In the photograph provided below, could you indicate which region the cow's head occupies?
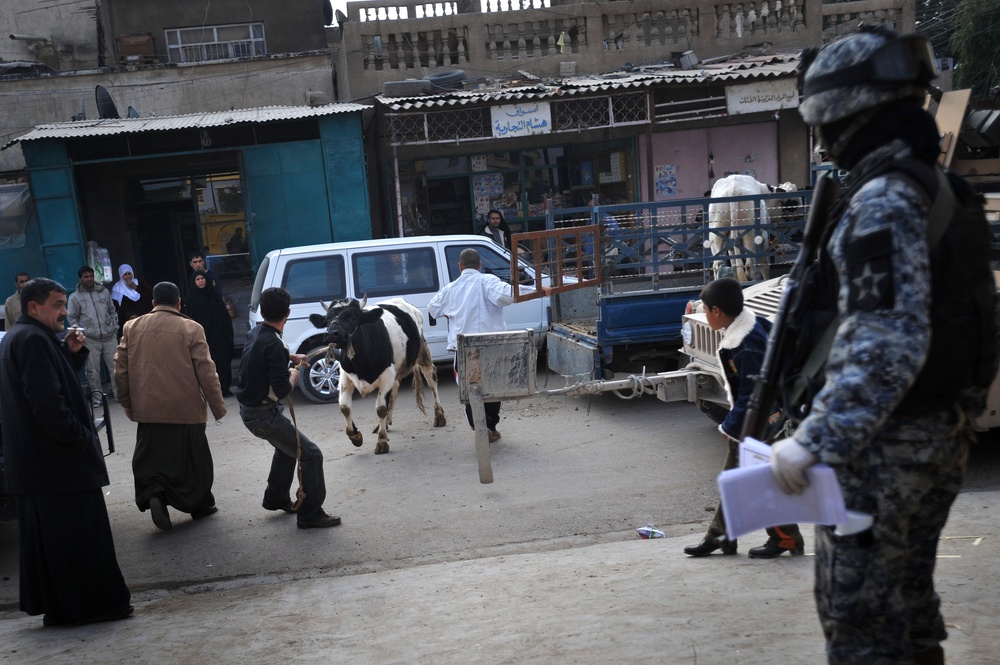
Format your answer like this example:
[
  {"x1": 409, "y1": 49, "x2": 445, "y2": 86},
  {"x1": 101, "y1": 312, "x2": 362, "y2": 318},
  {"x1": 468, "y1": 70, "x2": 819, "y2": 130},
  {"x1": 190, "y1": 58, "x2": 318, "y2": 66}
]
[
  {"x1": 308, "y1": 296, "x2": 375, "y2": 359},
  {"x1": 768, "y1": 183, "x2": 801, "y2": 222}
]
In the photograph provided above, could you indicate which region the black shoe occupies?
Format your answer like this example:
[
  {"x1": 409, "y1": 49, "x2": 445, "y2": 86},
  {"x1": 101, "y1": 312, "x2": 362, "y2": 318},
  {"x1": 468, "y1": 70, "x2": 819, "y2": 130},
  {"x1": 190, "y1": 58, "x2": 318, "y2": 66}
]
[
  {"x1": 149, "y1": 494, "x2": 172, "y2": 531},
  {"x1": 297, "y1": 512, "x2": 342, "y2": 529},
  {"x1": 748, "y1": 540, "x2": 805, "y2": 559},
  {"x1": 74, "y1": 604, "x2": 134, "y2": 626},
  {"x1": 262, "y1": 499, "x2": 297, "y2": 514},
  {"x1": 191, "y1": 505, "x2": 218, "y2": 520},
  {"x1": 683, "y1": 536, "x2": 737, "y2": 557},
  {"x1": 45, "y1": 605, "x2": 134, "y2": 627}
]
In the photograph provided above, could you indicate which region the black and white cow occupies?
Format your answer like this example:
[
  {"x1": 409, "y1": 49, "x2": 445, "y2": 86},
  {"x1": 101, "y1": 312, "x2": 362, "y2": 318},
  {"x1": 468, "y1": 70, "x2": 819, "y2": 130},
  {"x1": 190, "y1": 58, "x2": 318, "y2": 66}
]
[{"x1": 309, "y1": 296, "x2": 446, "y2": 454}]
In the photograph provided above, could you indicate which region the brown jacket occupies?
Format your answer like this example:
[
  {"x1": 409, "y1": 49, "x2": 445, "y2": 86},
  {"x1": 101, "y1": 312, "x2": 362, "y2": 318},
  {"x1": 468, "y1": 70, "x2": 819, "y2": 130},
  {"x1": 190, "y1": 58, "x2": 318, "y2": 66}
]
[{"x1": 115, "y1": 305, "x2": 227, "y2": 424}]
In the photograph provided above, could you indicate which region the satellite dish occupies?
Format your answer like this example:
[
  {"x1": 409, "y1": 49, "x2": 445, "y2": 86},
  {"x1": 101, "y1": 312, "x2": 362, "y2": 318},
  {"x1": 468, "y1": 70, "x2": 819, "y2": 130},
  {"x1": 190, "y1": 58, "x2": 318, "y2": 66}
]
[
  {"x1": 127, "y1": 105, "x2": 140, "y2": 118},
  {"x1": 95, "y1": 85, "x2": 120, "y2": 119},
  {"x1": 335, "y1": 9, "x2": 348, "y2": 25}
]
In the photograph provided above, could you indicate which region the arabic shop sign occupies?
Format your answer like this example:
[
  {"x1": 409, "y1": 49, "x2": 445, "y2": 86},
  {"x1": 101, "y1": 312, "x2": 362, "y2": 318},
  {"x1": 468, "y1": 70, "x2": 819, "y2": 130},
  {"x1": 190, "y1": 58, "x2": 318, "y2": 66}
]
[
  {"x1": 725, "y1": 78, "x2": 799, "y2": 115},
  {"x1": 490, "y1": 102, "x2": 552, "y2": 139}
]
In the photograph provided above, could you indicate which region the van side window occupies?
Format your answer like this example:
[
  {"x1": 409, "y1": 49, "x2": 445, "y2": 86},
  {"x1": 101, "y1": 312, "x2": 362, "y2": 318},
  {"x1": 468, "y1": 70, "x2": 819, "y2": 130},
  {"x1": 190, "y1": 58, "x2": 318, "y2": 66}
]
[
  {"x1": 282, "y1": 255, "x2": 347, "y2": 304},
  {"x1": 445, "y1": 245, "x2": 513, "y2": 282},
  {"x1": 352, "y1": 247, "x2": 439, "y2": 298}
]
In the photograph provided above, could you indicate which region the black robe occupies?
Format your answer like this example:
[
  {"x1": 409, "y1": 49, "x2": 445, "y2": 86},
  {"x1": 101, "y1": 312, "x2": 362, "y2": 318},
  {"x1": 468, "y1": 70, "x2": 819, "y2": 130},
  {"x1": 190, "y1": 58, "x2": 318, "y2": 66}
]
[
  {"x1": 0, "y1": 314, "x2": 131, "y2": 622},
  {"x1": 185, "y1": 272, "x2": 235, "y2": 394}
]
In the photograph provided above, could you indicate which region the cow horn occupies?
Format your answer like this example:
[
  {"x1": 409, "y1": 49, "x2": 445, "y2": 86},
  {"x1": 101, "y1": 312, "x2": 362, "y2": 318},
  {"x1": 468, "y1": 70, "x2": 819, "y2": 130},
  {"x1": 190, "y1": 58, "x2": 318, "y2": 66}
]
[
  {"x1": 320, "y1": 300, "x2": 331, "y2": 312},
  {"x1": 359, "y1": 294, "x2": 367, "y2": 309}
]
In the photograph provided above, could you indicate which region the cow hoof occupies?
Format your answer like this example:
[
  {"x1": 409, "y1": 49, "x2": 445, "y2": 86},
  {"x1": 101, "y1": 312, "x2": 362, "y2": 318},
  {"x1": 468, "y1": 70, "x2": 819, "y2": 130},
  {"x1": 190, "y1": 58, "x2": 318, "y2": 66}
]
[
  {"x1": 349, "y1": 433, "x2": 363, "y2": 447},
  {"x1": 374, "y1": 442, "x2": 390, "y2": 455}
]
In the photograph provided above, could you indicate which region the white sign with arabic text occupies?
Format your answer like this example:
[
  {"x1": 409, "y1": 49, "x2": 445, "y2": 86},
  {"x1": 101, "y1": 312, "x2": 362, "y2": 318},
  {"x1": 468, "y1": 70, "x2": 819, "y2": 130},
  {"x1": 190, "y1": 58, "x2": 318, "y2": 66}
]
[
  {"x1": 491, "y1": 102, "x2": 552, "y2": 139},
  {"x1": 725, "y1": 78, "x2": 799, "y2": 115}
]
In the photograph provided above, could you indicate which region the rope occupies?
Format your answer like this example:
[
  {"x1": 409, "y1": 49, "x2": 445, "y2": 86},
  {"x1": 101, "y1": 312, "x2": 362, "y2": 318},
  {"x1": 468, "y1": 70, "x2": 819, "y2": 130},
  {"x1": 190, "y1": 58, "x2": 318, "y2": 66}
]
[{"x1": 287, "y1": 362, "x2": 307, "y2": 512}]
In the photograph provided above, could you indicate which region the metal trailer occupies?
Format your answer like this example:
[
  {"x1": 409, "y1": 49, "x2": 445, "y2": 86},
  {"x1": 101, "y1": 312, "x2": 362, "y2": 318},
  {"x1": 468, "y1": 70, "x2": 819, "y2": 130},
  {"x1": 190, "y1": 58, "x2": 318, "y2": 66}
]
[{"x1": 457, "y1": 328, "x2": 734, "y2": 483}]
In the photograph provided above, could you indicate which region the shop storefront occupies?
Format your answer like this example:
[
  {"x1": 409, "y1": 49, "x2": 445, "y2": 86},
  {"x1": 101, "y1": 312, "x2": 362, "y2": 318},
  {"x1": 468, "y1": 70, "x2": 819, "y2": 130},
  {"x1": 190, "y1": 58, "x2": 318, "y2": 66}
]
[
  {"x1": 377, "y1": 56, "x2": 809, "y2": 239},
  {"x1": 393, "y1": 138, "x2": 639, "y2": 237}
]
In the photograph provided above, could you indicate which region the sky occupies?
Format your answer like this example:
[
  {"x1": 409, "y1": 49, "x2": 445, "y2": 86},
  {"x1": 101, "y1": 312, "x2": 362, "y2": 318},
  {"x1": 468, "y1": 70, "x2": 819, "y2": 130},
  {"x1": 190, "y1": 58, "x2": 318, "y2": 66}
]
[{"x1": 328, "y1": 1, "x2": 348, "y2": 25}]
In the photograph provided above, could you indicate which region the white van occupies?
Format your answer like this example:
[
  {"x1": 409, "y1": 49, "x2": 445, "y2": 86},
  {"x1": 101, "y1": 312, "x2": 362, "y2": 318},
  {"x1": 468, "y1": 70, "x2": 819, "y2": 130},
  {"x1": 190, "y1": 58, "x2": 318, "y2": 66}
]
[{"x1": 247, "y1": 234, "x2": 553, "y2": 403}]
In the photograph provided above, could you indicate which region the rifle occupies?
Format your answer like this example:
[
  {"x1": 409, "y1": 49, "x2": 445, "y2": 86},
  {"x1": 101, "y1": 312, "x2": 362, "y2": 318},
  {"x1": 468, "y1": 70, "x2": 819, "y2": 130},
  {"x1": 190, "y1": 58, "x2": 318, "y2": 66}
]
[{"x1": 740, "y1": 173, "x2": 841, "y2": 441}]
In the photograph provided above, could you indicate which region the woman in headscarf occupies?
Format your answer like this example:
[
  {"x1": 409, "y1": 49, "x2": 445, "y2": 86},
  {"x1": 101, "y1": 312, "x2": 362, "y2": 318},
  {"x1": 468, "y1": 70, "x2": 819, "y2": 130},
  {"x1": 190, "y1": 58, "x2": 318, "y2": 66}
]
[
  {"x1": 185, "y1": 270, "x2": 235, "y2": 396},
  {"x1": 111, "y1": 264, "x2": 153, "y2": 337}
]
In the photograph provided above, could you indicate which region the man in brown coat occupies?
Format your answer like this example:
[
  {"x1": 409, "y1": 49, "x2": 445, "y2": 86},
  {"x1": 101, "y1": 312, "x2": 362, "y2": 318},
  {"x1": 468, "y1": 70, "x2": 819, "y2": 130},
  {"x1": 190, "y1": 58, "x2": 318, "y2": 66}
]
[{"x1": 114, "y1": 281, "x2": 227, "y2": 531}]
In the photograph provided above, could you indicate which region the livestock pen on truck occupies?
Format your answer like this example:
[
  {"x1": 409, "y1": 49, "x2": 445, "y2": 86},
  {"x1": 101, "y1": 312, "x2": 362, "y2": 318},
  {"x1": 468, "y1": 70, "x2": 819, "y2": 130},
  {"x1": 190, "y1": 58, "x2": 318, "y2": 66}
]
[{"x1": 510, "y1": 186, "x2": 812, "y2": 382}]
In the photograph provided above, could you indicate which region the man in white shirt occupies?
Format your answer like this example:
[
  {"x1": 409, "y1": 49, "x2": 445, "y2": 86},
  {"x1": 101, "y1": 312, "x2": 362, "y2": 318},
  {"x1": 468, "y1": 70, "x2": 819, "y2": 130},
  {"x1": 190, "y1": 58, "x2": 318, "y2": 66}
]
[{"x1": 428, "y1": 248, "x2": 515, "y2": 442}]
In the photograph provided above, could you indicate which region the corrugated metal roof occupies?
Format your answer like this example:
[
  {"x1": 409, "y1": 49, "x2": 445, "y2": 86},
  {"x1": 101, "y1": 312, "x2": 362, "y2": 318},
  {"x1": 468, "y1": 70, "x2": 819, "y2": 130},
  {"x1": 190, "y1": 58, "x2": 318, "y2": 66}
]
[
  {"x1": 5, "y1": 103, "x2": 368, "y2": 148},
  {"x1": 379, "y1": 53, "x2": 801, "y2": 111}
]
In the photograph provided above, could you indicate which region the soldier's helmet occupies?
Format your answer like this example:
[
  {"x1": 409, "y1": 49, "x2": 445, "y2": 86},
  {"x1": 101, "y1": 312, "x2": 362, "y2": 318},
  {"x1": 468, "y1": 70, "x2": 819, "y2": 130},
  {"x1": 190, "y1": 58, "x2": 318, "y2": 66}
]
[{"x1": 798, "y1": 25, "x2": 938, "y2": 127}]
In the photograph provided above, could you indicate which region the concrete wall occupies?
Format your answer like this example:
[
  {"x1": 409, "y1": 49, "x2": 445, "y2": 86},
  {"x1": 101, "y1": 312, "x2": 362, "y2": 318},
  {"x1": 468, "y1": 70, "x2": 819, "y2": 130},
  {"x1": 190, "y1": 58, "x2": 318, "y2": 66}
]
[
  {"x1": 0, "y1": 54, "x2": 335, "y2": 173},
  {"x1": 104, "y1": 0, "x2": 329, "y2": 62},
  {"x1": 1, "y1": 0, "x2": 99, "y2": 71},
  {"x1": 339, "y1": 0, "x2": 821, "y2": 100}
]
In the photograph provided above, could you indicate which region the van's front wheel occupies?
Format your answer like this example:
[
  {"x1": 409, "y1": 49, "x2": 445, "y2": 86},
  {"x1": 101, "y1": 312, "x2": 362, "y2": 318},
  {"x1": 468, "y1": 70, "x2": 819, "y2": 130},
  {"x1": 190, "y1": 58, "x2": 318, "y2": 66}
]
[{"x1": 299, "y1": 347, "x2": 341, "y2": 404}]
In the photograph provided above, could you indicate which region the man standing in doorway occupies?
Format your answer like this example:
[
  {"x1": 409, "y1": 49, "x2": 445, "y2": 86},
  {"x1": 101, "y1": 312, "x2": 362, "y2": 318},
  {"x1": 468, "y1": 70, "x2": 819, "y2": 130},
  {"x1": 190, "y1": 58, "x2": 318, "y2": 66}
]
[
  {"x1": 188, "y1": 252, "x2": 223, "y2": 299},
  {"x1": 479, "y1": 209, "x2": 512, "y2": 249},
  {"x1": 0, "y1": 277, "x2": 132, "y2": 626},
  {"x1": 3, "y1": 271, "x2": 29, "y2": 330},
  {"x1": 68, "y1": 266, "x2": 119, "y2": 406}
]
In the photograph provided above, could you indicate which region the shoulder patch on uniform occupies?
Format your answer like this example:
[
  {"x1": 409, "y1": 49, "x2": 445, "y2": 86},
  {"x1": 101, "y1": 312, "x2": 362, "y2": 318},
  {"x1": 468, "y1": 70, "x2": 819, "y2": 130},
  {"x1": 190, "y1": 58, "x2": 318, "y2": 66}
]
[{"x1": 847, "y1": 227, "x2": 894, "y2": 311}]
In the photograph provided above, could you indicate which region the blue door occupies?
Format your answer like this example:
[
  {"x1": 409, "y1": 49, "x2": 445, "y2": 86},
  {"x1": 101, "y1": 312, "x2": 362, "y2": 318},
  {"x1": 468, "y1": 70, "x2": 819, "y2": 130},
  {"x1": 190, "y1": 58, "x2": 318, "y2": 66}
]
[
  {"x1": 243, "y1": 140, "x2": 332, "y2": 258},
  {"x1": 22, "y1": 142, "x2": 86, "y2": 286}
]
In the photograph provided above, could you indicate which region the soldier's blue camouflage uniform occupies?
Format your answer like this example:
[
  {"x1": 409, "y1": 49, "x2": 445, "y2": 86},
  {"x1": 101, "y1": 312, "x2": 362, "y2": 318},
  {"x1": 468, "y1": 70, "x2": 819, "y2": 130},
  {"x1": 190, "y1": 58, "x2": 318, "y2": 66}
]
[{"x1": 791, "y1": 139, "x2": 971, "y2": 664}]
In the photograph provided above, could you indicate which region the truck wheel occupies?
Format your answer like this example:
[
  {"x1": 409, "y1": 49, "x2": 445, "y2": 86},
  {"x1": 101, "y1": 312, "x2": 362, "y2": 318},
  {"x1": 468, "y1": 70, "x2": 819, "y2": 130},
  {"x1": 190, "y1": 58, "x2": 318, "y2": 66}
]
[
  {"x1": 299, "y1": 349, "x2": 340, "y2": 404},
  {"x1": 697, "y1": 400, "x2": 729, "y2": 425}
]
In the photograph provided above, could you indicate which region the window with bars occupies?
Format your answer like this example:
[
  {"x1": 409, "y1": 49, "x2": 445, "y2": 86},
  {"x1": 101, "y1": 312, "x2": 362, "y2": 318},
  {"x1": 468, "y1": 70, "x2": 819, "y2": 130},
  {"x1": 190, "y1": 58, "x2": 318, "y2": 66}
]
[{"x1": 165, "y1": 23, "x2": 266, "y2": 63}]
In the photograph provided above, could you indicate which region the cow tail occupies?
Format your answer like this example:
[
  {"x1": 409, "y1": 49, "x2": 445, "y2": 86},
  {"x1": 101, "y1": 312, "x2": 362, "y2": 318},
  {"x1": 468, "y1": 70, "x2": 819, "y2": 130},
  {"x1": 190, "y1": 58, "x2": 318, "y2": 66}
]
[{"x1": 412, "y1": 361, "x2": 428, "y2": 414}]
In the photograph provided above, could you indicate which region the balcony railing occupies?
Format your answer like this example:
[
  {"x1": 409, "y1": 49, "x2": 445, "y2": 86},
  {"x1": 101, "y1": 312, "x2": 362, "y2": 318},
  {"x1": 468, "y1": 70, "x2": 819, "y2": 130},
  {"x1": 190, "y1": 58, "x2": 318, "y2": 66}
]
[{"x1": 340, "y1": 0, "x2": 910, "y2": 94}]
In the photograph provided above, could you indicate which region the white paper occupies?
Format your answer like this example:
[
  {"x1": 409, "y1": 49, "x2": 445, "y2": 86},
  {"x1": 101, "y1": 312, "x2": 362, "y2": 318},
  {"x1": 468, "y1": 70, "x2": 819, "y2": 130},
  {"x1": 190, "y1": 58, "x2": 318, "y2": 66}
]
[
  {"x1": 739, "y1": 436, "x2": 772, "y2": 467},
  {"x1": 718, "y1": 463, "x2": 848, "y2": 541}
]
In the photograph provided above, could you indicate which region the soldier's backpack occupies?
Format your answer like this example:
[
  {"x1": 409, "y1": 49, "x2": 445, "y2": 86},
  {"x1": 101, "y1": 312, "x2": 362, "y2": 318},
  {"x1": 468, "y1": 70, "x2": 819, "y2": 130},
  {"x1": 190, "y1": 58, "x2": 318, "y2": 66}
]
[{"x1": 781, "y1": 158, "x2": 998, "y2": 423}]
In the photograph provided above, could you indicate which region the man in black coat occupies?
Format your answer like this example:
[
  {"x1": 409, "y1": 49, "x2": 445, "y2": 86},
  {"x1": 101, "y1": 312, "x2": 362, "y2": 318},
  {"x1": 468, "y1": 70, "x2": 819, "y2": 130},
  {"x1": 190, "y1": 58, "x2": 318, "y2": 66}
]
[{"x1": 0, "y1": 278, "x2": 132, "y2": 626}]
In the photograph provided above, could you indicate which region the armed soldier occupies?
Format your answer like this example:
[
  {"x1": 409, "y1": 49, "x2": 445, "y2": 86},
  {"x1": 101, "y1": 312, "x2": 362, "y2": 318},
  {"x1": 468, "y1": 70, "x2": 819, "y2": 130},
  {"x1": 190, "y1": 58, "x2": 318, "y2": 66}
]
[{"x1": 768, "y1": 27, "x2": 995, "y2": 665}]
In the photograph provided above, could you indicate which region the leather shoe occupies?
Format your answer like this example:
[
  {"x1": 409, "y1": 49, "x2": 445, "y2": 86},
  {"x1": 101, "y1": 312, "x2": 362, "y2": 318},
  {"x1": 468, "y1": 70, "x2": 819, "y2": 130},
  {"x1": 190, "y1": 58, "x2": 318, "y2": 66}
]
[
  {"x1": 684, "y1": 536, "x2": 737, "y2": 557},
  {"x1": 149, "y1": 494, "x2": 171, "y2": 531},
  {"x1": 73, "y1": 604, "x2": 134, "y2": 626},
  {"x1": 262, "y1": 499, "x2": 297, "y2": 514},
  {"x1": 191, "y1": 505, "x2": 218, "y2": 520},
  {"x1": 45, "y1": 604, "x2": 134, "y2": 627},
  {"x1": 748, "y1": 540, "x2": 805, "y2": 559},
  {"x1": 488, "y1": 429, "x2": 501, "y2": 443},
  {"x1": 297, "y1": 512, "x2": 342, "y2": 529}
]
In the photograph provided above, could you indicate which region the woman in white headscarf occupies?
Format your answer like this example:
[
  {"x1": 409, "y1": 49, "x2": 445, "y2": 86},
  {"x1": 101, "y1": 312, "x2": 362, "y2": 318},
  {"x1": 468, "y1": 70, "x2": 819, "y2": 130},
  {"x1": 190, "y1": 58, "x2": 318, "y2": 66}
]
[{"x1": 111, "y1": 264, "x2": 152, "y2": 337}]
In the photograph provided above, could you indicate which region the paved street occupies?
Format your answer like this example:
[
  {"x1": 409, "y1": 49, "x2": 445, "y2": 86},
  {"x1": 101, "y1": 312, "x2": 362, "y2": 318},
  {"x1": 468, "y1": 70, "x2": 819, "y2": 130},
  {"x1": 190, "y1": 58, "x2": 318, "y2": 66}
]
[{"x1": 0, "y1": 375, "x2": 998, "y2": 663}]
